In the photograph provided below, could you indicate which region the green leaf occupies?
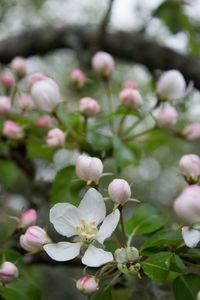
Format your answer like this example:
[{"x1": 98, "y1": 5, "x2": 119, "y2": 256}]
[
  {"x1": 142, "y1": 229, "x2": 183, "y2": 249},
  {"x1": 88, "y1": 132, "x2": 112, "y2": 151},
  {"x1": 113, "y1": 136, "x2": 136, "y2": 168},
  {"x1": 173, "y1": 274, "x2": 200, "y2": 300},
  {"x1": 0, "y1": 159, "x2": 19, "y2": 188},
  {"x1": 51, "y1": 166, "x2": 84, "y2": 206},
  {"x1": 27, "y1": 140, "x2": 54, "y2": 161},
  {"x1": 170, "y1": 254, "x2": 187, "y2": 275},
  {"x1": 58, "y1": 111, "x2": 83, "y2": 134},
  {"x1": 141, "y1": 252, "x2": 172, "y2": 282},
  {"x1": 93, "y1": 286, "x2": 112, "y2": 300},
  {"x1": 125, "y1": 204, "x2": 168, "y2": 236}
]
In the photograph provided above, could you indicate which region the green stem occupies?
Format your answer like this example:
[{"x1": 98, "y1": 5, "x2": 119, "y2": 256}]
[
  {"x1": 0, "y1": 228, "x2": 18, "y2": 248},
  {"x1": 103, "y1": 78, "x2": 114, "y2": 133},
  {"x1": 84, "y1": 116, "x2": 88, "y2": 135},
  {"x1": 119, "y1": 207, "x2": 127, "y2": 247},
  {"x1": 10, "y1": 84, "x2": 18, "y2": 105},
  {"x1": 112, "y1": 233, "x2": 122, "y2": 248},
  {"x1": 118, "y1": 114, "x2": 127, "y2": 137},
  {"x1": 124, "y1": 126, "x2": 155, "y2": 142}
]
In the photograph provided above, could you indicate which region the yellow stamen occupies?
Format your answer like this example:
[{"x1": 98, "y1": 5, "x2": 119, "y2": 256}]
[
  {"x1": 81, "y1": 218, "x2": 86, "y2": 224},
  {"x1": 90, "y1": 220, "x2": 96, "y2": 225}
]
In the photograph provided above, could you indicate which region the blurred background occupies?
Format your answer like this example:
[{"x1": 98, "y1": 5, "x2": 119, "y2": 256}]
[{"x1": 0, "y1": 0, "x2": 200, "y2": 299}]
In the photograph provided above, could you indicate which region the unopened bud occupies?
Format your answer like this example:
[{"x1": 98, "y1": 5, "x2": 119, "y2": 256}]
[
  {"x1": 115, "y1": 247, "x2": 139, "y2": 264},
  {"x1": 70, "y1": 69, "x2": 85, "y2": 89},
  {"x1": 117, "y1": 262, "x2": 140, "y2": 275},
  {"x1": 76, "y1": 276, "x2": 99, "y2": 295},
  {"x1": 19, "y1": 209, "x2": 37, "y2": 230},
  {"x1": 157, "y1": 106, "x2": 178, "y2": 128},
  {"x1": 46, "y1": 128, "x2": 66, "y2": 148},
  {"x1": 122, "y1": 80, "x2": 138, "y2": 89},
  {"x1": 119, "y1": 88, "x2": 143, "y2": 109},
  {"x1": 20, "y1": 226, "x2": 50, "y2": 252},
  {"x1": 19, "y1": 93, "x2": 34, "y2": 111},
  {"x1": 0, "y1": 72, "x2": 14, "y2": 89},
  {"x1": 0, "y1": 96, "x2": 11, "y2": 115},
  {"x1": 0, "y1": 262, "x2": 18, "y2": 284},
  {"x1": 37, "y1": 115, "x2": 52, "y2": 128},
  {"x1": 79, "y1": 97, "x2": 100, "y2": 117},
  {"x1": 179, "y1": 154, "x2": 200, "y2": 184},
  {"x1": 2, "y1": 120, "x2": 24, "y2": 139},
  {"x1": 92, "y1": 51, "x2": 114, "y2": 78},
  {"x1": 108, "y1": 179, "x2": 131, "y2": 205},
  {"x1": 76, "y1": 155, "x2": 103, "y2": 184},
  {"x1": 156, "y1": 70, "x2": 186, "y2": 101},
  {"x1": 182, "y1": 123, "x2": 200, "y2": 140},
  {"x1": 11, "y1": 57, "x2": 27, "y2": 78},
  {"x1": 28, "y1": 72, "x2": 46, "y2": 86}
]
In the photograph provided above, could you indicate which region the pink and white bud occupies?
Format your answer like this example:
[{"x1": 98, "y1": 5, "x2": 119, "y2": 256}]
[
  {"x1": 31, "y1": 78, "x2": 62, "y2": 112},
  {"x1": 19, "y1": 93, "x2": 34, "y2": 111},
  {"x1": 20, "y1": 225, "x2": 49, "y2": 252},
  {"x1": 156, "y1": 70, "x2": 186, "y2": 101},
  {"x1": 197, "y1": 291, "x2": 200, "y2": 300},
  {"x1": 70, "y1": 69, "x2": 85, "y2": 89},
  {"x1": 76, "y1": 155, "x2": 103, "y2": 184},
  {"x1": 0, "y1": 72, "x2": 14, "y2": 89},
  {"x1": 179, "y1": 154, "x2": 200, "y2": 184},
  {"x1": 46, "y1": 128, "x2": 66, "y2": 148},
  {"x1": 92, "y1": 51, "x2": 114, "y2": 78},
  {"x1": 76, "y1": 276, "x2": 99, "y2": 295},
  {"x1": 79, "y1": 97, "x2": 100, "y2": 117},
  {"x1": 119, "y1": 88, "x2": 143, "y2": 109},
  {"x1": 0, "y1": 96, "x2": 11, "y2": 115},
  {"x1": 0, "y1": 262, "x2": 18, "y2": 284},
  {"x1": 19, "y1": 209, "x2": 37, "y2": 230},
  {"x1": 2, "y1": 120, "x2": 24, "y2": 139},
  {"x1": 11, "y1": 57, "x2": 27, "y2": 77},
  {"x1": 122, "y1": 80, "x2": 138, "y2": 90},
  {"x1": 157, "y1": 106, "x2": 178, "y2": 128},
  {"x1": 108, "y1": 179, "x2": 131, "y2": 205},
  {"x1": 174, "y1": 185, "x2": 200, "y2": 224},
  {"x1": 28, "y1": 72, "x2": 46, "y2": 86},
  {"x1": 182, "y1": 123, "x2": 200, "y2": 140},
  {"x1": 37, "y1": 115, "x2": 52, "y2": 128}
]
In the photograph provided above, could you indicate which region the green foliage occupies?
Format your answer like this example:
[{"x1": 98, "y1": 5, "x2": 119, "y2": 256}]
[
  {"x1": 88, "y1": 132, "x2": 112, "y2": 151},
  {"x1": 26, "y1": 140, "x2": 54, "y2": 161},
  {"x1": 0, "y1": 159, "x2": 19, "y2": 188},
  {"x1": 93, "y1": 286, "x2": 112, "y2": 300},
  {"x1": 173, "y1": 274, "x2": 200, "y2": 300},
  {"x1": 113, "y1": 136, "x2": 136, "y2": 168},
  {"x1": 142, "y1": 229, "x2": 183, "y2": 249}
]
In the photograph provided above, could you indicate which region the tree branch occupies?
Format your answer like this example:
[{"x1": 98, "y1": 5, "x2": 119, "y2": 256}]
[{"x1": 0, "y1": 25, "x2": 200, "y2": 89}]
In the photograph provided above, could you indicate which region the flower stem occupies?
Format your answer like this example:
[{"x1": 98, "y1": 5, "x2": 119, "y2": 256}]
[
  {"x1": 103, "y1": 78, "x2": 114, "y2": 133},
  {"x1": 0, "y1": 228, "x2": 18, "y2": 248},
  {"x1": 112, "y1": 233, "x2": 122, "y2": 248},
  {"x1": 119, "y1": 207, "x2": 127, "y2": 247},
  {"x1": 118, "y1": 115, "x2": 127, "y2": 137},
  {"x1": 123, "y1": 126, "x2": 155, "y2": 142}
]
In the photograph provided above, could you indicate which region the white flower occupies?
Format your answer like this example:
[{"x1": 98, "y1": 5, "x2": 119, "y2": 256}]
[
  {"x1": 44, "y1": 188, "x2": 120, "y2": 267},
  {"x1": 182, "y1": 225, "x2": 200, "y2": 248}
]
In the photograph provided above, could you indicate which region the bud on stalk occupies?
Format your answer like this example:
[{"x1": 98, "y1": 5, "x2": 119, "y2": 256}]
[
  {"x1": 19, "y1": 209, "x2": 37, "y2": 230},
  {"x1": 46, "y1": 128, "x2": 66, "y2": 148},
  {"x1": 179, "y1": 154, "x2": 200, "y2": 184},
  {"x1": 20, "y1": 226, "x2": 50, "y2": 252},
  {"x1": 119, "y1": 88, "x2": 143, "y2": 109},
  {"x1": 0, "y1": 72, "x2": 15, "y2": 90},
  {"x1": 122, "y1": 80, "x2": 138, "y2": 89},
  {"x1": 70, "y1": 69, "x2": 85, "y2": 89},
  {"x1": 79, "y1": 97, "x2": 100, "y2": 117},
  {"x1": 0, "y1": 262, "x2": 18, "y2": 284},
  {"x1": 0, "y1": 96, "x2": 11, "y2": 115},
  {"x1": 11, "y1": 56, "x2": 27, "y2": 78},
  {"x1": 2, "y1": 120, "x2": 24, "y2": 139},
  {"x1": 108, "y1": 179, "x2": 131, "y2": 205},
  {"x1": 182, "y1": 123, "x2": 200, "y2": 140},
  {"x1": 76, "y1": 276, "x2": 99, "y2": 295},
  {"x1": 92, "y1": 51, "x2": 114, "y2": 78},
  {"x1": 76, "y1": 155, "x2": 103, "y2": 184},
  {"x1": 37, "y1": 115, "x2": 52, "y2": 128},
  {"x1": 157, "y1": 106, "x2": 178, "y2": 128}
]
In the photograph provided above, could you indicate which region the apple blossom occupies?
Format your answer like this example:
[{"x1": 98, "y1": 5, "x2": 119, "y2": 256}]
[
  {"x1": 157, "y1": 106, "x2": 178, "y2": 128},
  {"x1": 182, "y1": 123, "x2": 200, "y2": 140},
  {"x1": 76, "y1": 155, "x2": 103, "y2": 184},
  {"x1": 0, "y1": 262, "x2": 18, "y2": 284},
  {"x1": 20, "y1": 225, "x2": 50, "y2": 252},
  {"x1": 0, "y1": 72, "x2": 14, "y2": 89},
  {"x1": 119, "y1": 88, "x2": 143, "y2": 109},
  {"x1": 76, "y1": 276, "x2": 99, "y2": 295},
  {"x1": 179, "y1": 154, "x2": 200, "y2": 184},
  {"x1": 92, "y1": 51, "x2": 114, "y2": 78},
  {"x1": 70, "y1": 69, "x2": 85, "y2": 89},
  {"x1": 31, "y1": 78, "x2": 62, "y2": 112},
  {"x1": 156, "y1": 70, "x2": 186, "y2": 101},
  {"x1": 79, "y1": 97, "x2": 100, "y2": 117},
  {"x1": 44, "y1": 188, "x2": 120, "y2": 267},
  {"x1": 173, "y1": 185, "x2": 200, "y2": 224},
  {"x1": 122, "y1": 80, "x2": 138, "y2": 89},
  {"x1": 182, "y1": 224, "x2": 200, "y2": 248},
  {"x1": 2, "y1": 120, "x2": 24, "y2": 139},
  {"x1": 46, "y1": 128, "x2": 66, "y2": 148},
  {"x1": 19, "y1": 93, "x2": 34, "y2": 111},
  {"x1": 11, "y1": 57, "x2": 27, "y2": 77},
  {"x1": 37, "y1": 115, "x2": 52, "y2": 128},
  {"x1": 0, "y1": 96, "x2": 11, "y2": 115},
  {"x1": 19, "y1": 209, "x2": 37, "y2": 229},
  {"x1": 108, "y1": 179, "x2": 131, "y2": 205}
]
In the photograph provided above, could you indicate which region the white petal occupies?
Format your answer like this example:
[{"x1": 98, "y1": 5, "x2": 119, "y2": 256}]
[
  {"x1": 96, "y1": 209, "x2": 120, "y2": 243},
  {"x1": 44, "y1": 242, "x2": 81, "y2": 261},
  {"x1": 182, "y1": 226, "x2": 200, "y2": 248},
  {"x1": 50, "y1": 203, "x2": 80, "y2": 237},
  {"x1": 82, "y1": 245, "x2": 113, "y2": 267},
  {"x1": 78, "y1": 188, "x2": 106, "y2": 225}
]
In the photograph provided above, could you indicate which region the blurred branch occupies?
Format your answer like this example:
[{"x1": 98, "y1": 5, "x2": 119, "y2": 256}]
[
  {"x1": 0, "y1": 25, "x2": 200, "y2": 89},
  {"x1": 98, "y1": 0, "x2": 115, "y2": 45}
]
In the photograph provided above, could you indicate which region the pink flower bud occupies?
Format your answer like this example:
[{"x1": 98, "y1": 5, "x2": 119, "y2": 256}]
[
  {"x1": 46, "y1": 128, "x2": 66, "y2": 148},
  {"x1": 174, "y1": 185, "x2": 200, "y2": 224},
  {"x1": 2, "y1": 120, "x2": 24, "y2": 139},
  {"x1": 36, "y1": 115, "x2": 52, "y2": 128},
  {"x1": 122, "y1": 80, "x2": 138, "y2": 89},
  {"x1": 28, "y1": 72, "x2": 46, "y2": 86},
  {"x1": 79, "y1": 97, "x2": 100, "y2": 117},
  {"x1": 179, "y1": 154, "x2": 200, "y2": 184},
  {"x1": 156, "y1": 70, "x2": 186, "y2": 101},
  {"x1": 19, "y1": 209, "x2": 37, "y2": 229},
  {"x1": 119, "y1": 88, "x2": 143, "y2": 109},
  {"x1": 31, "y1": 78, "x2": 62, "y2": 112},
  {"x1": 157, "y1": 106, "x2": 178, "y2": 128},
  {"x1": 0, "y1": 72, "x2": 14, "y2": 89},
  {"x1": 19, "y1": 93, "x2": 34, "y2": 111},
  {"x1": 76, "y1": 155, "x2": 103, "y2": 184},
  {"x1": 11, "y1": 57, "x2": 27, "y2": 77},
  {"x1": 108, "y1": 179, "x2": 131, "y2": 205},
  {"x1": 0, "y1": 262, "x2": 18, "y2": 284},
  {"x1": 76, "y1": 276, "x2": 99, "y2": 295},
  {"x1": 0, "y1": 96, "x2": 11, "y2": 115},
  {"x1": 20, "y1": 225, "x2": 49, "y2": 252},
  {"x1": 70, "y1": 69, "x2": 85, "y2": 89},
  {"x1": 92, "y1": 51, "x2": 114, "y2": 78},
  {"x1": 182, "y1": 123, "x2": 200, "y2": 140}
]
